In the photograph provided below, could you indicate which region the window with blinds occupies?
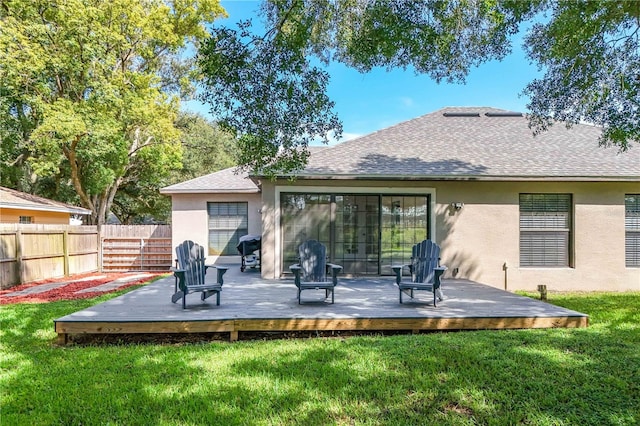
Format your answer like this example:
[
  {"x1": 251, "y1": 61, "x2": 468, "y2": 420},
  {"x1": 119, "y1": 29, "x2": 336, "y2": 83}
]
[
  {"x1": 519, "y1": 194, "x2": 572, "y2": 267},
  {"x1": 626, "y1": 194, "x2": 640, "y2": 267},
  {"x1": 207, "y1": 202, "x2": 248, "y2": 256}
]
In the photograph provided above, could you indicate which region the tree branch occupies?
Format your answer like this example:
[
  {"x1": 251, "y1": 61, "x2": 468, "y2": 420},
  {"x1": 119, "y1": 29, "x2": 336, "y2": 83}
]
[{"x1": 62, "y1": 133, "x2": 92, "y2": 211}]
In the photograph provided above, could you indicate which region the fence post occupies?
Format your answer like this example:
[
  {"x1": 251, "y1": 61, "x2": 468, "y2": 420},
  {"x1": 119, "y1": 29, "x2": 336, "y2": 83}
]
[
  {"x1": 97, "y1": 224, "x2": 103, "y2": 272},
  {"x1": 15, "y1": 230, "x2": 24, "y2": 285},
  {"x1": 63, "y1": 230, "x2": 69, "y2": 277}
]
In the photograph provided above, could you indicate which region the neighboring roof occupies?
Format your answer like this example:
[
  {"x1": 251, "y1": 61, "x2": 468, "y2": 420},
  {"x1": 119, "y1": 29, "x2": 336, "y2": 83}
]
[
  {"x1": 160, "y1": 167, "x2": 260, "y2": 194},
  {"x1": 0, "y1": 187, "x2": 92, "y2": 215},
  {"x1": 290, "y1": 107, "x2": 640, "y2": 181}
]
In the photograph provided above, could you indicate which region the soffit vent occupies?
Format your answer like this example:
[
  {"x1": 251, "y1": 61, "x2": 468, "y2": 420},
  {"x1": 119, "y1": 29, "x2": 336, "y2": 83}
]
[
  {"x1": 442, "y1": 112, "x2": 480, "y2": 117},
  {"x1": 485, "y1": 112, "x2": 523, "y2": 117}
]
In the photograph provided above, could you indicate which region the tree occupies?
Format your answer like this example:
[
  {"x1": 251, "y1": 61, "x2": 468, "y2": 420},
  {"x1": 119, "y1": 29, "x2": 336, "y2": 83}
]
[
  {"x1": 200, "y1": 0, "x2": 638, "y2": 176},
  {"x1": 174, "y1": 112, "x2": 238, "y2": 181},
  {"x1": 0, "y1": 0, "x2": 226, "y2": 224},
  {"x1": 110, "y1": 112, "x2": 238, "y2": 224}
]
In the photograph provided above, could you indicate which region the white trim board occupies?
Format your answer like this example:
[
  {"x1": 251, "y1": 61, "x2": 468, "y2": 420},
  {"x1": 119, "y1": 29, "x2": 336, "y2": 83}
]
[{"x1": 273, "y1": 185, "x2": 437, "y2": 276}]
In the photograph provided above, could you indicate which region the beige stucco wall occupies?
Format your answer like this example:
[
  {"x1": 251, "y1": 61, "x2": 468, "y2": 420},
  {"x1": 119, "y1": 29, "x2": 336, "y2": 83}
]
[
  {"x1": 259, "y1": 179, "x2": 640, "y2": 292},
  {"x1": 434, "y1": 181, "x2": 639, "y2": 292},
  {"x1": 0, "y1": 208, "x2": 71, "y2": 224},
  {"x1": 169, "y1": 192, "x2": 262, "y2": 265}
]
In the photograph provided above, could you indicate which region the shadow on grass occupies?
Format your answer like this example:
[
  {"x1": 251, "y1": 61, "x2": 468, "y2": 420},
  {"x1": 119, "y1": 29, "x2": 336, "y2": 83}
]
[
  {"x1": 224, "y1": 293, "x2": 640, "y2": 424},
  {"x1": 1, "y1": 292, "x2": 638, "y2": 425}
]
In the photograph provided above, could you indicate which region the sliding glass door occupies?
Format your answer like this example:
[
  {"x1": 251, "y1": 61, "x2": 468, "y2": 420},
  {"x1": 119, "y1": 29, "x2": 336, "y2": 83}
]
[{"x1": 281, "y1": 193, "x2": 429, "y2": 275}]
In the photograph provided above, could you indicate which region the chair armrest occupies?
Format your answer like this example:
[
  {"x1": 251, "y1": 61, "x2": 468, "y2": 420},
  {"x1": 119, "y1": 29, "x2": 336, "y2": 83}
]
[
  {"x1": 327, "y1": 263, "x2": 342, "y2": 285},
  {"x1": 206, "y1": 265, "x2": 228, "y2": 285},
  {"x1": 391, "y1": 264, "x2": 410, "y2": 285},
  {"x1": 171, "y1": 267, "x2": 186, "y2": 284},
  {"x1": 327, "y1": 263, "x2": 342, "y2": 272},
  {"x1": 434, "y1": 266, "x2": 447, "y2": 288},
  {"x1": 170, "y1": 268, "x2": 186, "y2": 292},
  {"x1": 391, "y1": 264, "x2": 411, "y2": 270},
  {"x1": 290, "y1": 264, "x2": 302, "y2": 286},
  {"x1": 209, "y1": 265, "x2": 229, "y2": 270}
]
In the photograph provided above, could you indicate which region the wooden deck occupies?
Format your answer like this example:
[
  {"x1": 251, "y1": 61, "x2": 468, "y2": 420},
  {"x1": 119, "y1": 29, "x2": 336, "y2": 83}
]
[{"x1": 55, "y1": 264, "x2": 588, "y2": 343}]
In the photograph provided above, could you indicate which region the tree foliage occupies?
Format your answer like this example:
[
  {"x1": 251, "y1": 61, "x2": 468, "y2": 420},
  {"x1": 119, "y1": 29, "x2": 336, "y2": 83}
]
[
  {"x1": 200, "y1": 0, "x2": 639, "y2": 175},
  {"x1": 261, "y1": 0, "x2": 537, "y2": 81},
  {"x1": 173, "y1": 112, "x2": 238, "y2": 181},
  {"x1": 109, "y1": 112, "x2": 238, "y2": 224},
  {"x1": 199, "y1": 16, "x2": 341, "y2": 177},
  {"x1": 198, "y1": 0, "x2": 542, "y2": 175},
  {"x1": 524, "y1": 0, "x2": 640, "y2": 150},
  {"x1": 0, "y1": 0, "x2": 225, "y2": 224}
]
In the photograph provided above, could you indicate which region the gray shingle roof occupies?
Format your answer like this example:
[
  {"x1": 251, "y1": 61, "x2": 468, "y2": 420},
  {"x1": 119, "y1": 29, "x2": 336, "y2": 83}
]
[
  {"x1": 295, "y1": 107, "x2": 640, "y2": 180},
  {"x1": 0, "y1": 186, "x2": 92, "y2": 215},
  {"x1": 160, "y1": 167, "x2": 259, "y2": 194}
]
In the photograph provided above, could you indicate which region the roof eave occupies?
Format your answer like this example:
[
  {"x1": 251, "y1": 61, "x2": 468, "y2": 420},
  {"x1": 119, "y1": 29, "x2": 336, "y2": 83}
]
[
  {"x1": 275, "y1": 174, "x2": 640, "y2": 182},
  {"x1": 159, "y1": 188, "x2": 261, "y2": 195},
  {"x1": 0, "y1": 203, "x2": 92, "y2": 215}
]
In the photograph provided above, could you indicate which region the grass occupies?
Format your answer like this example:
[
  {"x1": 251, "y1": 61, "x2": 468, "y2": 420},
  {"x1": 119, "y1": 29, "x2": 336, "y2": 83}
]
[{"x1": 1, "y1": 288, "x2": 639, "y2": 426}]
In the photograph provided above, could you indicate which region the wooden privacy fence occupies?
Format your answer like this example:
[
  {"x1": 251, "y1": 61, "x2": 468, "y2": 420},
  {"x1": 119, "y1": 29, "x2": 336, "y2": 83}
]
[
  {"x1": 0, "y1": 224, "x2": 172, "y2": 289},
  {"x1": 0, "y1": 224, "x2": 99, "y2": 289},
  {"x1": 101, "y1": 225, "x2": 172, "y2": 272}
]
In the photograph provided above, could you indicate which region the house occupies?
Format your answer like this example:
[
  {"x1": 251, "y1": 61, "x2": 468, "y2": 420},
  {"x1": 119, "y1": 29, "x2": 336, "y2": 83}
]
[
  {"x1": 161, "y1": 167, "x2": 262, "y2": 255},
  {"x1": 0, "y1": 186, "x2": 91, "y2": 224},
  {"x1": 161, "y1": 107, "x2": 640, "y2": 291}
]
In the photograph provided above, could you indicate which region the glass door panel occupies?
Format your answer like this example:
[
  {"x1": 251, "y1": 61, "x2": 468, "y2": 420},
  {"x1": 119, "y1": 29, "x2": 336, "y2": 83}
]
[
  {"x1": 381, "y1": 196, "x2": 429, "y2": 272},
  {"x1": 281, "y1": 194, "x2": 332, "y2": 268},
  {"x1": 334, "y1": 195, "x2": 380, "y2": 275}
]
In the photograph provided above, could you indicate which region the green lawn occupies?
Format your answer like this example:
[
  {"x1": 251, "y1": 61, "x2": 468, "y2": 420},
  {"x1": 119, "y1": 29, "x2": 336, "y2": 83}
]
[{"x1": 1, "y1": 289, "x2": 638, "y2": 425}]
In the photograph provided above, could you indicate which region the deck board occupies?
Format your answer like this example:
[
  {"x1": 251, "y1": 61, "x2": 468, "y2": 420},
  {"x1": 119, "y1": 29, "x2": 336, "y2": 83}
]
[{"x1": 55, "y1": 265, "x2": 588, "y2": 342}]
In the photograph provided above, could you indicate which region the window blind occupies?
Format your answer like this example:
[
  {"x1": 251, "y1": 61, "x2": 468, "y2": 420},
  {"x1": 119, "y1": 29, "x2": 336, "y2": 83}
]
[
  {"x1": 626, "y1": 194, "x2": 640, "y2": 267},
  {"x1": 520, "y1": 194, "x2": 571, "y2": 267},
  {"x1": 207, "y1": 202, "x2": 248, "y2": 256}
]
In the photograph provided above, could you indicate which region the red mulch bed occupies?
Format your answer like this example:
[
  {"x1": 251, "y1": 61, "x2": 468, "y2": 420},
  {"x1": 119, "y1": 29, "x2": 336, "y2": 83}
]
[{"x1": 0, "y1": 272, "x2": 167, "y2": 305}]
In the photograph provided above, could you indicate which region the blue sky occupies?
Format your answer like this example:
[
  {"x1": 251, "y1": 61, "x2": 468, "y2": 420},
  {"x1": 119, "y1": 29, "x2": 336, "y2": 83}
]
[{"x1": 185, "y1": 0, "x2": 542, "y2": 143}]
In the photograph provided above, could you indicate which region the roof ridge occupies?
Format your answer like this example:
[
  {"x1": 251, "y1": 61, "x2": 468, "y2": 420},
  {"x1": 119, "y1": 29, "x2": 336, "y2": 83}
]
[{"x1": 326, "y1": 106, "x2": 522, "y2": 149}]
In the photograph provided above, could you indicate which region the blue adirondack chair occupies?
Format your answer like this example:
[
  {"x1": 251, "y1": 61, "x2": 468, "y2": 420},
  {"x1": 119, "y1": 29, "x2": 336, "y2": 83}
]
[
  {"x1": 392, "y1": 239, "x2": 447, "y2": 306},
  {"x1": 171, "y1": 240, "x2": 228, "y2": 309},
  {"x1": 290, "y1": 239, "x2": 342, "y2": 304}
]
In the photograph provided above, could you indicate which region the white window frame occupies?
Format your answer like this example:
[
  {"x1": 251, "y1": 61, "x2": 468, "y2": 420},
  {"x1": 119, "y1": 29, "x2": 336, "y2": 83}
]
[
  {"x1": 274, "y1": 185, "x2": 436, "y2": 276},
  {"x1": 19, "y1": 216, "x2": 33, "y2": 224},
  {"x1": 519, "y1": 193, "x2": 572, "y2": 267},
  {"x1": 207, "y1": 202, "x2": 248, "y2": 256}
]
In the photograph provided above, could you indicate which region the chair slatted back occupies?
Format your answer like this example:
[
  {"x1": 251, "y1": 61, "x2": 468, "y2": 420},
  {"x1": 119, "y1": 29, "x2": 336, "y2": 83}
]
[
  {"x1": 410, "y1": 240, "x2": 440, "y2": 284},
  {"x1": 175, "y1": 240, "x2": 207, "y2": 286},
  {"x1": 298, "y1": 239, "x2": 327, "y2": 282}
]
